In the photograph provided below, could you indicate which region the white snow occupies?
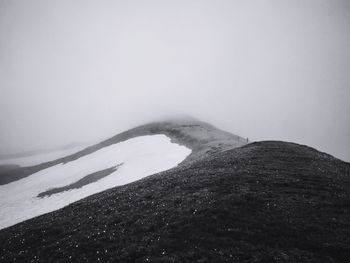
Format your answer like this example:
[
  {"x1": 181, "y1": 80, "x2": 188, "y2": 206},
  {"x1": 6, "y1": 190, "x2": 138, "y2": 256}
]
[
  {"x1": 0, "y1": 135, "x2": 191, "y2": 229},
  {"x1": 0, "y1": 145, "x2": 86, "y2": 167}
]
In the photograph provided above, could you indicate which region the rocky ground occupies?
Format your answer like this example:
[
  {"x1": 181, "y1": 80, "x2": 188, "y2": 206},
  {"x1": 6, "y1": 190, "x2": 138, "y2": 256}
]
[{"x1": 0, "y1": 141, "x2": 349, "y2": 262}]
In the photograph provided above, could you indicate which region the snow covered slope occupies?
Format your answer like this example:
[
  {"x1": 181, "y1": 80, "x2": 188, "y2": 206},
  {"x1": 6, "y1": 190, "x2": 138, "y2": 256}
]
[{"x1": 0, "y1": 135, "x2": 191, "y2": 229}]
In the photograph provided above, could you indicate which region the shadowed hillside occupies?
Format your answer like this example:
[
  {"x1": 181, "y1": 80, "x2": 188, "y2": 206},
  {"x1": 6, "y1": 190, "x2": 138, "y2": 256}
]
[{"x1": 1, "y1": 140, "x2": 349, "y2": 262}]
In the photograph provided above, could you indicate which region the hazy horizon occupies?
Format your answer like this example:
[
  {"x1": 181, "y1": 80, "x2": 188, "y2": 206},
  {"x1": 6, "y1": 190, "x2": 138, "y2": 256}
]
[{"x1": 1, "y1": 0, "x2": 350, "y2": 161}]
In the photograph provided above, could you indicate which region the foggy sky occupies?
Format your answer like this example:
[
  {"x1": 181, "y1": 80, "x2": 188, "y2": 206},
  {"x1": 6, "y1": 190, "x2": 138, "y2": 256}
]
[{"x1": 1, "y1": 0, "x2": 350, "y2": 161}]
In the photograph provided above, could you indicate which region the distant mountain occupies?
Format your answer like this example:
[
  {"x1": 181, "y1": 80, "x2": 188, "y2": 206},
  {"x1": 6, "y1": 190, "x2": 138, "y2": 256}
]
[
  {"x1": 0, "y1": 142, "x2": 85, "y2": 160},
  {"x1": 0, "y1": 118, "x2": 246, "y2": 185},
  {"x1": 0, "y1": 118, "x2": 349, "y2": 262},
  {"x1": 0, "y1": 144, "x2": 86, "y2": 168}
]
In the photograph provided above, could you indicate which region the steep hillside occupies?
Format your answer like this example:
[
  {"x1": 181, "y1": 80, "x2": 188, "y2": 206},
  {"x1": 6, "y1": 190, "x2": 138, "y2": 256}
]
[
  {"x1": 0, "y1": 135, "x2": 190, "y2": 229},
  {"x1": 0, "y1": 118, "x2": 246, "y2": 185},
  {"x1": 1, "y1": 141, "x2": 349, "y2": 262}
]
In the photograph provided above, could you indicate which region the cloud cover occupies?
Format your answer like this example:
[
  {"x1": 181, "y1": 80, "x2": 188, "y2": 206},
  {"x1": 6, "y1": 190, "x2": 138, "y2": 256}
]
[{"x1": 1, "y1": 0, "x2": 350, "y2": 161}]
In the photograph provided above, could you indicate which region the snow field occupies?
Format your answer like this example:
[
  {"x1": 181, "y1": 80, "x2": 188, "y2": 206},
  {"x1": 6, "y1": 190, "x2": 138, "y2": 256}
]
[{"x1": 0, "y1": 135, "x2": 191, "y2": 229}]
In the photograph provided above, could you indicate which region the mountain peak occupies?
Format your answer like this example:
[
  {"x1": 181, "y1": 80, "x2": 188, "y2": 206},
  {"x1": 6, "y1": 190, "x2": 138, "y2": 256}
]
[{"x1": 0, "y1": 118, "x2": 247, "y2": 185}]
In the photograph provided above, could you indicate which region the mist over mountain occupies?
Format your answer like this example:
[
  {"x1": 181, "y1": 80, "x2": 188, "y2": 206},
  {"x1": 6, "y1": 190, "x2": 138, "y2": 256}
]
[
  {"x1": 1, "y1": 0, "x2": 350, "y2": 161},
  {"x1": 1, "y1": 1, "x2": 350, "y2": 262}
]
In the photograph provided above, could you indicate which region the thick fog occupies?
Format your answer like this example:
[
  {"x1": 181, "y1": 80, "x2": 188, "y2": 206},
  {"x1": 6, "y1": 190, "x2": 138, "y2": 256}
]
[{"x1": 1, "y1": 0, "x2": 350, "y2": 161}]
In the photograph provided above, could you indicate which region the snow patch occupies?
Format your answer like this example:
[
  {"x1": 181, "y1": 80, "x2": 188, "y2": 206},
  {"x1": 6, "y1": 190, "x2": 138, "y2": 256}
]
[{"x1": 0, "y1": 135, "x2": 191, "y2": 229}]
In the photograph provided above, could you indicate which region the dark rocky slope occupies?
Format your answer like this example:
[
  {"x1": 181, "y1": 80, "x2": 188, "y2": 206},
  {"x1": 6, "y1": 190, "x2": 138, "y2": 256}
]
[
  {"x1": 1, "y1": 141, "x2": 349, "y2": 262},
  {"x1": 0, "y1": 118, "x2": 246, "y2": 185}
]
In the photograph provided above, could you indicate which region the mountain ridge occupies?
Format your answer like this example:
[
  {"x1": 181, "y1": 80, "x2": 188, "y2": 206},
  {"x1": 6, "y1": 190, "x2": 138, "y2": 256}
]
[
  {"x1": 0, "y1": 139, "x2": 349, "y2": 262},
  {"x1": 0, "y1": 119, "x2": 246, "y2": 185},
  {"x1": 0, "y1": 118, "x2": 349, "y2": 262}
]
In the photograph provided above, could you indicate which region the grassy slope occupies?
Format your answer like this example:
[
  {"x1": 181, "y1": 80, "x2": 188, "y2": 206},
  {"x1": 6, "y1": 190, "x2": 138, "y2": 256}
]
[
  {"x1": 0, "y1": 119, "x2": 246, "y2": 185},
  {"x1": 0, "y1": 141, "x2": 349, "y2": 262}
]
